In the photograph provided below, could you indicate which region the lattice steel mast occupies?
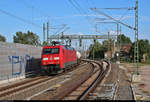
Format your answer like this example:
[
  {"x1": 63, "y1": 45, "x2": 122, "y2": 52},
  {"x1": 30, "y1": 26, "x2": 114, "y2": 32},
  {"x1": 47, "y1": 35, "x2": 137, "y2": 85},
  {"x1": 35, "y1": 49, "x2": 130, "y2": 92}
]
[{"x1": 134, "y1": 0, "x2": 139, "y2": 75}]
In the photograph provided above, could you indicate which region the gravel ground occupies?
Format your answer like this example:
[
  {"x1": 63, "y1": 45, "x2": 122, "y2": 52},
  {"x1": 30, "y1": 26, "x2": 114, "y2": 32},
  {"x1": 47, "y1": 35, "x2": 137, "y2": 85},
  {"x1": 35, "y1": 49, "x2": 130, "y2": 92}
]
[
  {"x1": 90, "y1": 63, "x2": 134, "y2": 100},
  {"x1": 121, "y1": 63, "x2": 150, "y2": 100},
  {"x1": 115, "y1": 65, "x2": 133, "y2": 100},
  {"x1": 87, "y1": 62, "x2": 118, "y2": 100}
]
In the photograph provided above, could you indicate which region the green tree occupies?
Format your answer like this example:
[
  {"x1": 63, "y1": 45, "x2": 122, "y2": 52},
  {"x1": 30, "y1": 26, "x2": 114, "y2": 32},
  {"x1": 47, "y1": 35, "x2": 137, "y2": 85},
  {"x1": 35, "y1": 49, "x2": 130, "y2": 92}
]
[
  {"x1": 26, "y1": 31, "x2": 41, "y2": 46},
  {"x1": 138, "y1": 40, "x2": 150, "y2": 62},
  {"x1": 102, "y1": 39, "x2": 115, "y2": 51},
  {"x1": 129, "y1": 39, "x2": 150, "y2": 62},
  {"x1": 146, "y1": 44, "x2": 150, "y2": 63},
  {"x1": 0, "y1": 34, "x2": 6, "y2": 42},
  {"x1": 13, "y1": 31, "x2": 41, "y2": 46},
  {"x1": 116, "y1": 34, "x2": 132, "y2": 61},
  {"x1": 13, "y1": 32, "x2": 26, "y2": 44},
  {"x1": 88, "y1": 41, "x2": 107, "y2": 59},
  {"x1": 43, "y1": 41, "x2": 48, "y2": 46},
  {"x1": 146, "y1": 51, "x2": 150, "y2": 63},
  {"x1": 117, "y1": 34, "x2": 132, "y2": 44}
]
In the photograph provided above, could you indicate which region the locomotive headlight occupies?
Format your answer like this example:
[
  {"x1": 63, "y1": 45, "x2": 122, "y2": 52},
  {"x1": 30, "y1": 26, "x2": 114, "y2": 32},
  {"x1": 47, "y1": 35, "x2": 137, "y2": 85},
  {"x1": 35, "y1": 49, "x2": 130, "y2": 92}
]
[
  {"x1": 54, "y1": 57, "x2": 59, "y2": 60},
  {"x1": 43, "y1": 58, "x2": 48, "y2": 61}
]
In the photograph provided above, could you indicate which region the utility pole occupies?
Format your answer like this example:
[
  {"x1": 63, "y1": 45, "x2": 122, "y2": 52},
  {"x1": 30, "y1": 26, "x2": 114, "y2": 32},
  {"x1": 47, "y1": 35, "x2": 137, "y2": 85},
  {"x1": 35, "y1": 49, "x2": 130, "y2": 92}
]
[
  {"x1": 117, "y1": 24, "x2": 120, "y2": 62},
  {"x1": 69, "y1": 39, "x2": 71, "y2": 46},
  {"x1": 43, "y1": 23, "x2": 45, "y2": 43},
  {"x1": 117, "y1": 25, "x2": 120, "y2": 87},
  {"x1": 75, "y1": 42, "x2": 78, "y2": 51},
  {"x1": 93, "y1": 39, "x2": 96, "y2": 60},
  {"x1": 108, "y1": 31, "x2": 111, "y2": 62},
  {"x1": 113, "y1": 38, "x2": 115, "y2": 58},
  {"x1": 61, "y1": 32, "x2": 64, "y2": 45},
  {"x1": 117, "y1": 23, "x2": 119, "y2": 51},
  {"x1": 134, "y1": 0, "x2": 139, "y2": 75},
  {"x1": 119, "y1": 26, "x2": 122, "y2": 62},
  {"x1": 93, "y1": 44, "x2": 94, "y2": 60},
  {"x1": 79, "y1": 39, "x2": 82, "y2": 47},
  {"x1": 85, "y1": 43, "x2": 87, "y2": 59},
  {"x1": 47, "y1": 21, "x2": 49, "y2": 43}
]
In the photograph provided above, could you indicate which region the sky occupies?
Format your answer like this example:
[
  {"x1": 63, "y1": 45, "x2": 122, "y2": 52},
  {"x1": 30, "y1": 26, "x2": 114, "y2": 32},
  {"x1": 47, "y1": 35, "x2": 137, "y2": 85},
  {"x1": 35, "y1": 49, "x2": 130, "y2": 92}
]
[{"x1": 0, "y1": 0, "x2": 150, "y2": 48}]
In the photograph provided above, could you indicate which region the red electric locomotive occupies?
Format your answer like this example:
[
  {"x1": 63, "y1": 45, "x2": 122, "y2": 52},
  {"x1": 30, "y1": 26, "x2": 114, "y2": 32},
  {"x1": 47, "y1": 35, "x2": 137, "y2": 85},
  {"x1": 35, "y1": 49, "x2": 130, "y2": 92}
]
[{"x1": 41, "y1": 42, "x2": 77, "y2": 74}]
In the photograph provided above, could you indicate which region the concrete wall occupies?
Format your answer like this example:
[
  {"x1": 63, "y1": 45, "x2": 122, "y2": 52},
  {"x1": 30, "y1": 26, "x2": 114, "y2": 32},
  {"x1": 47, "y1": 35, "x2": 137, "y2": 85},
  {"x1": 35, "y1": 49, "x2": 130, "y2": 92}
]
[{"x1": 0, "y1": 42, "x2": 42, "y2": 81}]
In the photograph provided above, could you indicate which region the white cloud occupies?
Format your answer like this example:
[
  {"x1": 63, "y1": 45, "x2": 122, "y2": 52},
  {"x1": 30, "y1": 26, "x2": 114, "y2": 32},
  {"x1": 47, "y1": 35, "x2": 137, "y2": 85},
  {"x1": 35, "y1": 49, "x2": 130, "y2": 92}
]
[{"x1": 109, "y1": 30, "x2": 116, "y2": 35}]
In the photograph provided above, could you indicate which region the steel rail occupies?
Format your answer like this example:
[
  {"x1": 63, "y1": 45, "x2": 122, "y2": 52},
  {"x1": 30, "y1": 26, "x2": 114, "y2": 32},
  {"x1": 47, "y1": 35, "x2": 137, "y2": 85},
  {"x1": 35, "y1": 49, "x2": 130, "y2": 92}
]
[
  {"x1": 78, "y1": 60, "x2": 110, "y2": 100},
  {"x1": 0, "y1": 76, "x2": 43, "y2": 92},
  {"x1": 51, "y1": 62, "x2": 95, "y2": 100},
  {"x1": 0, "y1": 77, "x2": 53, "y2": 98},
  {"x1": 0, "y1": 62, "x2": 86, "y2": 100},
  {"x1": 52, "y1": 59, "x2": 106, "y2": 100}
]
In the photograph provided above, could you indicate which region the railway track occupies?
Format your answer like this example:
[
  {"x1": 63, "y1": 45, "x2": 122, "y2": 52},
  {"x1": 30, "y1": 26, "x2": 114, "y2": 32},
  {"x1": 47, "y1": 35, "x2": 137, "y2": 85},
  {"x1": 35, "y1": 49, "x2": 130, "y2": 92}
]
[
  {"x1": 0, "y1": 62, "x2": 88, "y2": 100},
  {"x1": 0, "y1": 60, "x2": 109, "y2": 100},
  {"x1": 79, "y1": 60, "x2": 109, "y2": 100},
  {"x1": 0, "y1": 76, "x2": 53, "y2": 99},
  {"x1": 51, "y1": 59, "x2": 110, "y2": 100},
  {"x1": 26, "y1": 62, "x2": 91, "y2": 100}
]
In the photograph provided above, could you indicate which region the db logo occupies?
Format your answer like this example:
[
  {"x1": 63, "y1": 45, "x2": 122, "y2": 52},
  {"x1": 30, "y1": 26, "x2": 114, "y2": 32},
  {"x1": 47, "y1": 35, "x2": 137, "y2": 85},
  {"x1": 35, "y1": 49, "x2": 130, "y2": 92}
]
[{"x1": 50, "y1": 56, "x2": 52, "y2": 60}]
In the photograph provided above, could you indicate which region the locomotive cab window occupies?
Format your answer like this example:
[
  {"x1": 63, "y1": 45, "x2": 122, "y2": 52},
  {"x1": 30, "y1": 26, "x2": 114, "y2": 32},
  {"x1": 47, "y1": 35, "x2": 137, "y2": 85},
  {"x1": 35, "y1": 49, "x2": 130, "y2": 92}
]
[{"x1": 43, "y1": 48, "x2": 59, "y2": 54}]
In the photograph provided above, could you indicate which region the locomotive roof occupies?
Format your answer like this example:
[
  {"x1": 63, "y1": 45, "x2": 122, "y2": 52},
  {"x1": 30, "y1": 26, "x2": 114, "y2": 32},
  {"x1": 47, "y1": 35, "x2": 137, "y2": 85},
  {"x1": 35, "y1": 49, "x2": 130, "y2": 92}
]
[
  {"x1": 43, "y1": 45, "x2": 62, "y2": 48},
  {"x1": 43, "y1": 45, "x2": 75, "y2": 50}
]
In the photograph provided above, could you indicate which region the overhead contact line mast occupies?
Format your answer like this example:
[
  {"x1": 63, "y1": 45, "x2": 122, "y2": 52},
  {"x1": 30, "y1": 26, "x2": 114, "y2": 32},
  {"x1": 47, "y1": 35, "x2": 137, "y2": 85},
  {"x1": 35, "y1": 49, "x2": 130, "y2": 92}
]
[{"x1": 91, "y1": 0, "x2": 139, "y2": 75}]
